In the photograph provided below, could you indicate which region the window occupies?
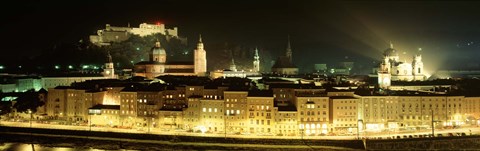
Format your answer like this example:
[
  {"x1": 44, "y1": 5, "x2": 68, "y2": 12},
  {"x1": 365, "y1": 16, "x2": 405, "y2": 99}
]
[{"x1": 203, "y1": 108, "x2": 206, "y2": 112}]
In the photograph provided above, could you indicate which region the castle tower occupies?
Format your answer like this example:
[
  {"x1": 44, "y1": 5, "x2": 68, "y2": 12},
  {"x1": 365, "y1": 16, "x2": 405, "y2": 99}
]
[
  {"x1": 103, "y1": 51, "x2": 115, "y2": 78},
  {"x1": 151, "y1": 40, "x2": 166, "y2": 63},
  {"x1": 253, "y1": 47, "x2": 260, "y2": 72},
  {"x1": 194, "y1": 34, "x2": 207, "y2": 75},
  {"x1": 286, "y1": 35, "x2": 292, "y2": 63}
]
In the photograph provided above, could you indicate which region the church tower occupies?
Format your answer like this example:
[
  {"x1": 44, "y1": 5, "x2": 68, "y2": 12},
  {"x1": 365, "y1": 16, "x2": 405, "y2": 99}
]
[
  {"x1": 230, "y1": 57, "x2": 237, "y2": 72},
  {"x1": 378, "y1": 53, "x2": 391, "y2": 88},
  {"x1": 253, "y1": 47, "x2": 260, "y2": 72},
  {"x1": 151, "y1": 40, "x2": 166, "y2": 63},
  {"x1": 286, "y1": 35, "x2": 292, "y2": 63},
  {"x1": 412, "y1": 48, "x2": 424, "y2": 80},
  {"x1": 194, "y1": 34, "x2": 207, "y2": 75},
  {"x1": 103, "y1": 51, "x2": 115, "y2": 78}
]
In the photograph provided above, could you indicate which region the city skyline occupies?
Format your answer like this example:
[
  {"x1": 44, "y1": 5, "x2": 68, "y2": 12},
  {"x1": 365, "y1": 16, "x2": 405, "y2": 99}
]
[{"x1": 2, "y1": 0, "x2": 480, "y2": 72}]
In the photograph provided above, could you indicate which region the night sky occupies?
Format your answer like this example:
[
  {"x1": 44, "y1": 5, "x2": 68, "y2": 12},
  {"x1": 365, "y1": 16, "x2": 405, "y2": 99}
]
[{"x1": 2, "y1": 0, "x2": 480, "y2": 72}]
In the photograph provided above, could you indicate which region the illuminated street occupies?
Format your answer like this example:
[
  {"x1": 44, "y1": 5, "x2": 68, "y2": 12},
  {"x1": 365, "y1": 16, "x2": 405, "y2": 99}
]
[{"x1": 1, "y1": 120, "x2": 478, "y2": 140}]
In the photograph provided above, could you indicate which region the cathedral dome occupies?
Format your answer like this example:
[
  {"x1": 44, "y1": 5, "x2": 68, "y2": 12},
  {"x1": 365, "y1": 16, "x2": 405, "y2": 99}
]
[
  {"x1": 383, "y1": 47, "x2": 398, "y2": 57},
  {"x1": 152, "y1": 47, "x2": 166, "y2": 55},
  {"x1": 152, "y1": 41, "x2": 166, "y2": 55},
  {"x1": 383, "y1": 42, "x2": 398, "y2": 57}
]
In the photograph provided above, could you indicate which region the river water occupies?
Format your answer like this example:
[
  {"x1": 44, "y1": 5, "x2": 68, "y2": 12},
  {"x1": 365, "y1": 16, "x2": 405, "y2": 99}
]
[{"x1": 0, "y1": 143, "x2": 138, "y2": 151}]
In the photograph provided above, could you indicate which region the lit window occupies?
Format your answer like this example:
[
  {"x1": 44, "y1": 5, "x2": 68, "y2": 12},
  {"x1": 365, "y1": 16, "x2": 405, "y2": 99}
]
[{"x1": 203, "y1": 108, "x2": 206, "y2": 112}]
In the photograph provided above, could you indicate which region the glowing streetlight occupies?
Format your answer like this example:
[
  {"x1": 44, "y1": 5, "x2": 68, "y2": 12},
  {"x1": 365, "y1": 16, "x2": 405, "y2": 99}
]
[
  {"x1": 68, "y1": 65, "x2": 73, "y2": 69},
  {"x1": 27, "y1": 109, "x2": 32, "y2": 128},
  {"x1": 0, "y1": 65, "x2": 4, "y2": 69},
  {"x1": 55, "y1": 65, "x2": 60, "y2": 69}
]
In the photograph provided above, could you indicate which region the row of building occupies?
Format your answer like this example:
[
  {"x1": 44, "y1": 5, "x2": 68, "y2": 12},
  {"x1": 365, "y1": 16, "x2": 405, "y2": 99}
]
[{"x1": 39, "y1": 77, "x2": 480, "y2": 136}]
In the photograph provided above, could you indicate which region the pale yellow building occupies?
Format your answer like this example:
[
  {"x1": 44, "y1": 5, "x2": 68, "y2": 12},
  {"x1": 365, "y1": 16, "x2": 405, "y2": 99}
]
[
  {"x1": 119, "y1": 88, "x2": 138, "y2": 127},
  {"x1": 330, "y1": 96, "x2": 359, "y2": 134},
  {"x1": 247, "y1": 91, "x2": 274, "y2": 135},
  {"x1": 224, "y1": 91, "x2": 248, "y2": 134},
  {"x1": 89, "y1": 105, "x2": 120, "y2": 127},
  {"x1": 274, "y1": 103, "x2": 298, "y2": 136},
  {"x1": 296, "y1": 96, "x2": 330, "y2": 136}
]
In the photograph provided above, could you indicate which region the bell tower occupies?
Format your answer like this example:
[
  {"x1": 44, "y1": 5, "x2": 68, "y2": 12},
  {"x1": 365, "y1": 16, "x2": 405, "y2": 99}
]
[
  {"x1": 103, "y1": 51, "x2": 115, "y2": 78},
  {"x1": 253, "y1": 47, "x2": 260, "y2": 72},
  {"x1": 194, "y1": 34, "x2": 207, "y2": 75}
]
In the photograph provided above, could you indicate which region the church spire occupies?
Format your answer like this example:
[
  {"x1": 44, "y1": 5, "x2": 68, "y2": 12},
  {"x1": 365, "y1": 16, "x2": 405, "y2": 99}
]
[
  {"x1": 389, "y1": 41, "x2": 393, "y2": 49},
  {"x1": 194, "y1": 34, "x2": 207, "y2": 75},
  {"x1": 107, "y1": 51, "x2": 112, "y2": 63},
  {"x1": 253, "y1": 47, "x2": 260, "y2": 72},
  {"x1": 196, "y1": 34, "x2": 204, "y2": 50},
  {"x1": 230, "y1": 57, "x2": 237, "y2": 72},
  {"x1": 286, "y1": 35, "x2": 292, "y2": 62}
]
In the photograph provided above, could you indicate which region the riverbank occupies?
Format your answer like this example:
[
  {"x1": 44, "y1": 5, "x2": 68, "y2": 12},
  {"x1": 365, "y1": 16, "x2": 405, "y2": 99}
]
[{"x1": 0, "y1": 126, "x2": 364, "y2": 150}]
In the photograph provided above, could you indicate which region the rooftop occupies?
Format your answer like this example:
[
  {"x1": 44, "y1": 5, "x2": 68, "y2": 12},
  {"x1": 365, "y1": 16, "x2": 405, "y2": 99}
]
[{"x1": 272, "y1": 56, "x2": 297, "y2": 68}]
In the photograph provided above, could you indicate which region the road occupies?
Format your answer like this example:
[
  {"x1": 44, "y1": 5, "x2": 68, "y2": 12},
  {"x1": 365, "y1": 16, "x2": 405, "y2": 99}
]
[{"x1": 1, "y1": 120, "x2": 479, "y2": 140}]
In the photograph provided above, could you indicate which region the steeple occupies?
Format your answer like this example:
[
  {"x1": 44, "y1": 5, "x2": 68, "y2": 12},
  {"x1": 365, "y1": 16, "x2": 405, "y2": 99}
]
[
  {"x1": 253, "y1": 47, "x2": 260, "y2": 72},
  {"x1": 196, "y1": 34, "x2": 204, "y2": 50},
  {"x1": 107, "y1": 51, "x2": 112, "y2": 63},
  {"x1": 286, "y1": 35, "x2": 292, "y2": 62},
  {"x1": 194, "y1": 34, "x2": 207, "y2": 75},
  {"x1": 389, "y1": 41, "x2": 393, "y2": 49},
  {"x1": 230, "y1": 57, "x2": 237, "y2": 72},
  {"x1": 104, "y1": 51, "x2": 115, "y2": 78}
]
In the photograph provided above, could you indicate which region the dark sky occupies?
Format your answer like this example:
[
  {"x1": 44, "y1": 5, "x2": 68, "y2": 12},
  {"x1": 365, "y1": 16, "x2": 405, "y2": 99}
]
[{"x1": 2, "y1": 0, "x2": 480, "y2": 72}]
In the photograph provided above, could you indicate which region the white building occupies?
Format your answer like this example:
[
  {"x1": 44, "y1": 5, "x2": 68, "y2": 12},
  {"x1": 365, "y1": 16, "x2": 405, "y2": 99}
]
[
  {"x1": 194, "y1": 35, "x2": 207, "y2": 76},
  {"x1": 378, "y1": 42, "x2": 426, "y2": 88}
]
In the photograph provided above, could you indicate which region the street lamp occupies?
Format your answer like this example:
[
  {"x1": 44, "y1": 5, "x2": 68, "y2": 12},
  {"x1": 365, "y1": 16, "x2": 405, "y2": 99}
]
[{"x1": 28, "y1": 109, "x2": 32, "y2": 128}]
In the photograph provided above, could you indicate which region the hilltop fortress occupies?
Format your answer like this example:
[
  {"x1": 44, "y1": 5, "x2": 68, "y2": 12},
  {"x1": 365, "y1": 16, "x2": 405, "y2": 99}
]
[{"x1": 89, "y1": 23, "x2": 186, "y2": 46}]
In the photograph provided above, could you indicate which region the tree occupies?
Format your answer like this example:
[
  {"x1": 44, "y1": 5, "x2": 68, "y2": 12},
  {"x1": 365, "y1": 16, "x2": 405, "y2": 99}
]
[
  {"x1": 0, "y1": 101, "x2": 12, "y2": 115},
  {"x1": 12, "y1": 89, "x2": 44, "y2": 113}
]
